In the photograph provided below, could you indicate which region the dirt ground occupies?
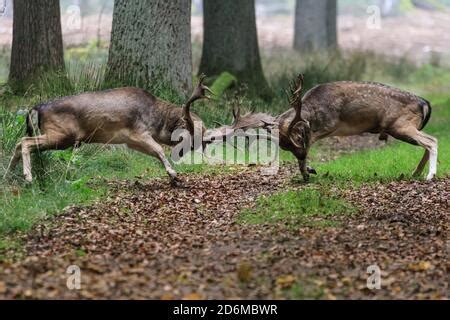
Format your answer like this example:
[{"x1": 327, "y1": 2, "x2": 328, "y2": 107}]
[
  {"x1": 0, "y1": 159, "x2": 447, "y2": 299},
  {"x1": 2, "y1": 10, "x2": 450, "y2": 65}
]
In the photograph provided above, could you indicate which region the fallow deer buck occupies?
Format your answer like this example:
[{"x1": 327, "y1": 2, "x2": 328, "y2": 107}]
[
  {"x1": 208, "y1": 74, "x2": 437, "y2": 181},
  {"x1": 4, "y1": 76, "x2": 213, "y2": 187}
]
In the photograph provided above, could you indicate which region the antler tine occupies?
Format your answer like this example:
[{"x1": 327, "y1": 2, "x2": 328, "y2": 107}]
[
  {"x1": 198, "y1": 73, "x2": 207, "y2": 84},
  {"x1": 187, "y1": 74, "x2": 214, "y2": 107},
  {"x1": 184, "y1": 74, "x2": 213, "y2": 133},
  {"x1": 231, "y1": 102, "x2": 241, "y2": 127},
  {"x1": 292, "y1": 73, "x2": 304, "y2": 96},
  {"x1": 284, "y1": 88, "x2": 293, "y2": 104},
  {"x1": 232, "y1": 104, "x2": 240, "y2": 117}
]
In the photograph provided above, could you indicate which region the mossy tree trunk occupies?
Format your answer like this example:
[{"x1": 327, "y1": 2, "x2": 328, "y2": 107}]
[
  {"x1": 106, "y1": 0, "x2": 192, "y2": 96},
  {"x1": 294, "y1": 0, "x2": 337, "y2": 51},
  {"x1": 9, "y1": 0, "x2": 65, "y2": 93},
  {"x1": 198, "y1": 0, "x2": 271, "y2": 100}
]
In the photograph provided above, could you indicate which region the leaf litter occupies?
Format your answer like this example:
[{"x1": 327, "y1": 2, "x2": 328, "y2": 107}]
[{"x1": 0, "y1": 165, "x2": 447, "y2": 299}]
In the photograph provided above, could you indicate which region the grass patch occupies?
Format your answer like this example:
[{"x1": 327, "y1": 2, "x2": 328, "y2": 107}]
[
  {"x1": 282, "y1": 282, "x2": 325, "y2": 300},
  {"x1": 239, "y1": 188, "x2": 357, "y2": 227},
  {"x1": 0, "y1": 237, "x2": 24, "y2": 262}
]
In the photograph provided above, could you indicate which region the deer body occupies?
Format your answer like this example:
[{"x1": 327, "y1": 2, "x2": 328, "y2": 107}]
[
  {"x1": 28, "y1": 88, "x2": 202, "y2": 147},
  {"x1": 210, "y1": 78, "x2": 437, "y2": 181},
  {"x1": 276, "y1": 81, "x2": 437, "y2": 181},
  {"x1": 5, "y1": 78, "x2": 212, "y2": 186},
  {"x1": 278, "y1": 82, "x2": 430, "y2": 141}
]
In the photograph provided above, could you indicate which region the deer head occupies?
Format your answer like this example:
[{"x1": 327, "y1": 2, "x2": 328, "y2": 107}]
[
  {"x1": 184, "y1": 74, "x2": 214, "y2": 136},
  {"x1": 287, "y1": 74, "x2": 311, "y2": 154},
  {"x1": 203, "y1": 102, "x2": 276, "y2": 144}
]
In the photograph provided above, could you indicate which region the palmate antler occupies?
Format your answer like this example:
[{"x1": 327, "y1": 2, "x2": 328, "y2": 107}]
[
  {"x1": 231, "y1": 103, "x2": 241, "y2": 127},
  {"x1": 184, "y1": 74, "x2": 214, "y2": 133},
  {"x1": 289, "y1": 73, "x2": 304, "y2": 112}
]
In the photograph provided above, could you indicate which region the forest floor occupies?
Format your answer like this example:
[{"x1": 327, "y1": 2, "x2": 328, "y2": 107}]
[{"x1": 0, "y1": 134, "x2": 447, "y2": 299}]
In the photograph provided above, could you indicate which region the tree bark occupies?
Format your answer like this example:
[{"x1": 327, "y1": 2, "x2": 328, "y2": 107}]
[
  {"x1": 199, "y1": 0, "x2": 270, "y2": 99},
  {"x1": 106, "y1": 0, "x2": 192, "y2": 96},
  {"x1": 294, "y1": 0, "x2": 338, "y2": 51},
  {"x1": 9, "y1": 0, "x2": 64, "y2": 93}
]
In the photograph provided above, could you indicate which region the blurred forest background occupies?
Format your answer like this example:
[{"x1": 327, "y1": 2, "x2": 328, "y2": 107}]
[{"x1": 1, "y1": 0, "x2": 450, "y2": 85}]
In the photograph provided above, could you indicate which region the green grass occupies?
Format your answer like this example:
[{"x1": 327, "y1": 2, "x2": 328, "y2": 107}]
[
  {"x1": 239, "y1": 188, "x2": 357, "y2": 227},
  {"x1": 283, "y1": 282, "x2": 325, "y2": 300}
]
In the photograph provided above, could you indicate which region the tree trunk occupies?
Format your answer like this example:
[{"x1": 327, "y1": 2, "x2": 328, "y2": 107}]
[
  {"x1": 294, "y1": 0, "x2": 338, "y2": 51},
  {"x1": 9, "y1": 0, "x2": 64, "y2": 93},
  {"x1": 106, "y1": 0, "x2": 192, "y2": 96},
  {"x1": 199, "y1": 0, "x2": 271, "y2": 99},
  {"x1": 326, "y1": 0, "x2": 337, "y2": 49},
  {"x1": 380, "y1": 0, "x2": 401, "y2": 17}
]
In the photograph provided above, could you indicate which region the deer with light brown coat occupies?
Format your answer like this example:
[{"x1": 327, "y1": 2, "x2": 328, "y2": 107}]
[
  {"x1": 207, "y1": 74, "x2": 438, "y2": 181},
  {"x1": 4, "y1": 76, "x2": 213, "y2": 187}
]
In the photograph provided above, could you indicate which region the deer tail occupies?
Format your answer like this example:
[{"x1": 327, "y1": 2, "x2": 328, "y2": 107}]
[
  {"x1": 26, "y1": 108, "x2": 40, "y2": 137},
  {"x1": 418, "y1": 98, "x2": 432, "y2": 131}
]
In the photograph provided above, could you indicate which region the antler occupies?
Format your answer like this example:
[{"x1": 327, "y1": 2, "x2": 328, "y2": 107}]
[
  {"x1": 287, "y1": 73, "x2": 306, "y2": 136},
  {"x1": 289, "y1": 73, "x2": 304, "y2": 105},
  {"x1": 184, "y1": 74, "x2": 214, "y2": 132},
  {"x1": 231, "y1": 104, "x2": 241, "y2": 127},
  {"x1": 185, "y1": 74, "x2": 214, "y2": 110}
]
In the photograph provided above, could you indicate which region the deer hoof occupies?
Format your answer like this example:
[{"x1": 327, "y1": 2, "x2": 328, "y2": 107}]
[
  {"x1": 306, "y1": 166, "x2": 317, "y2": 175},
  {"x1": 302, "y1": 173, "x2": 310, "y2": 182},
  {"x1": 412, "y1": 171, "x2": 421, "y2": 178},
  {"x1": 170, "y1": 177, "x2": 187, "y2": 188}
]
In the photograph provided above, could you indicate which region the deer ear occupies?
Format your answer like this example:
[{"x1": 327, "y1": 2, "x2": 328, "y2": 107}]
[{"x1": 261, "y1": 120, "x2": 277, "y2": 130}]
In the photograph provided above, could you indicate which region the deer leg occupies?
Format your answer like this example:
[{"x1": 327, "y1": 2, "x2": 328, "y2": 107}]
[
  {"x1": 298, "y1": 157, "x2": 309, "y2": 181},
  {"x1": 413, "y1": 150, "x2": 430, "y2": 177},
  {"x1": 297, "y1": 161, "x2": 316, "y2": 180},
  {"x1": 127, "y1": 134, "x2": 181, "y2": 186},
  {"x1": 307, "y1": 166, "x2": 317, "y2": 175},
  {"x1": 294, "y1": 143, "x2": 313, "y2": 182},
  {"x1": 389, "y1": 127, "x2": 438, "y2": 181},
  {"x1": 20, "y1": 135, "x2": 51, "y2": 182},
  {"x1": 425, "y1": 135, "x2": 438, "y2": 181},
  {"x1": 294, "y1": 150, "x2": 312, "y2": 182},
  {"x1": 4, "y1": 142, "x2": 23, "y2": 179}
]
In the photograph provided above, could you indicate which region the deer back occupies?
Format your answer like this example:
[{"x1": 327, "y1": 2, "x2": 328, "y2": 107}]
[{"x1": 32, "y1": 87, "x2": 203, "y2": 147}]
